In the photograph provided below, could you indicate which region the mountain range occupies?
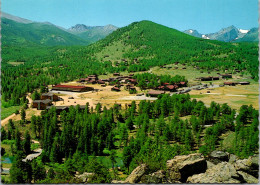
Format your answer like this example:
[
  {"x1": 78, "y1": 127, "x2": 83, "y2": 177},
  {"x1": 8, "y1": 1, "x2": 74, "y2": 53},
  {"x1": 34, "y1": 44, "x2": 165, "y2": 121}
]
[
  {"x1": 1, "y1": 12, "x2": 118, "y2": 46},
  {"x1": 184, "y1": 26, "x2": 258, "y2": 42},
  {"x1": 1, "y1": 12, "x2": 258, "y2": 47},
  {"x1": 68, "y1": 24, "x2": 118, "y2": 43}
]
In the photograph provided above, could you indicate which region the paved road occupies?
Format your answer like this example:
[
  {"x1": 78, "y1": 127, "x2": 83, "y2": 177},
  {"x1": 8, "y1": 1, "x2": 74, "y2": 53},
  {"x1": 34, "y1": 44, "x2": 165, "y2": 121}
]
[
  {"x1": 120, "y1": 95, "x2": 157, "y2": 101},
  {"x1": 22, "y1": 148, "x2": 42, "y2": 162}
]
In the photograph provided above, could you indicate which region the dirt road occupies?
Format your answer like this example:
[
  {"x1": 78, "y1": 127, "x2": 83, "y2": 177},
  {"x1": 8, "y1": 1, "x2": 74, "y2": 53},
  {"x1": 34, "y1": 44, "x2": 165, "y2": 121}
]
[{"x1": 1, "y1": 113, "x2": 16, "y2": 126}]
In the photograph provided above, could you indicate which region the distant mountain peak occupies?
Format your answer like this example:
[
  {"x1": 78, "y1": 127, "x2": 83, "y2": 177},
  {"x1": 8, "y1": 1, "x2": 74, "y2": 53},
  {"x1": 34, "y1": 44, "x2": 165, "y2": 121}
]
[
  {"x1": 183, "y1": 25, "x2": 257, "y2": 42},
  {"x1": 2, "y1": 12, "x2": 33, "y2": 24},
  {"x1": 68, "y1": 24, "x2": 118, "y2": 33},
  {"x1": 68, "y1": 24, "x2": 90, "y2": 32},
  {"x1": 183, "y1": 29, "x2": 202, "y2": 38}
]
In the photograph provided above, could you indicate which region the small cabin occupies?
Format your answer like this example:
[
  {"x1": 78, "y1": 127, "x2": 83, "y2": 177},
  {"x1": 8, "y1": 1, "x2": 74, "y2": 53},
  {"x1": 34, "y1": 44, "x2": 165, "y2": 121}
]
[
  {"x1": 212, "y1": 77, "x2": 219, "y2": 80},
  {"x1": 97, "y1": 80, "x2": 105, "y2": 84},
  {"x1": 179, "y1": 82, "x2": 186, "y2": 86},
  {"x1": 127, "y1": 79, "x2": 138, "y2": 85},
  {"x1": 165, "y1": 85, "x2": 176, "y2": 92},
  {"x1": 111, "y1": 87, "x2": 121, "y2": 92},
  {"x1": 224, "y1": 82, "x2": 236, "y2": 86},
  {"x1": 238, "y1": 82, "x2": 250, "y2": 85},
  {"x1": 147, "y1": 90, "x2": 165, "y2": 97},
  {"x1": 32, "y1": 99, "x2": 52, "y2": 110},
  {"x1": 113, "y1": 73, "x2": 120, "y2": 76},
  {"x1": 200, "y1": 77, "x2": 212, "y2": 81},
  {"x1": 41, "y1": 92, "x2": 59, "y2": 101},
  {"x1": 221, "y1": 74, "x2": 232, "y2": 79}
]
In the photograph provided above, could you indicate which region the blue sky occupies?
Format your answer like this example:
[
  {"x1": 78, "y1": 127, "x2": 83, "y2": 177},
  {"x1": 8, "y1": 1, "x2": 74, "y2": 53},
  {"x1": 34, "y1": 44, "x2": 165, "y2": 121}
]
[{"x1": 2, "y1": 0, "x2": 258, "y2": 33}]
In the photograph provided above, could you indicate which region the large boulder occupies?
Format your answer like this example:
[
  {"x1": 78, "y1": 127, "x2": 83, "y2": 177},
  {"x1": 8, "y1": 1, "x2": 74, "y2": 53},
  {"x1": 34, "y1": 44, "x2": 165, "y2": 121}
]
[
  {"x1": 166, "y1": 153, "x2": 207, "y2": 182},
  {"x1": 237, "y1": 171, "x2": 259, "y2": 183},
  {"x1": 124, "y1": 164, "x2": 148, "y2": 183},
  {"x1": 111, "y1": 180, "x2": 125, "y2": 183},
  {"x1": 140, "y1": 170, "x2": 167, "y2": 183},
  {"x1": 209, "y1": 150, "x2": 229, "y2": 164},
  {"x1": 187, "y1": 162, "x2": 241, "y2": 183},
  {"x1": 234, "y1": 155, "x2": 259, "y2": 178},
  {"x1": 229, "y1": 154, "x2": 239, "y2": 164},
  {"x1": 206, "y1": 160, "x2": 215, "y2": 169},
  {"x1": 75, "y1": 172, "x2": 94, "y2": 183}
]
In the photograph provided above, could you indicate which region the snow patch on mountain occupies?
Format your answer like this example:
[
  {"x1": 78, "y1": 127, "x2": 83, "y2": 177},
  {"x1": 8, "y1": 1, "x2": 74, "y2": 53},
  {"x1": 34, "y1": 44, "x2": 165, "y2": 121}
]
[
  {"x1": 202, "y1": 35, "x2": 210, "y2": 39},
  {"x1": 238, "y1": 29, "x2": 249, "y2": 34}
]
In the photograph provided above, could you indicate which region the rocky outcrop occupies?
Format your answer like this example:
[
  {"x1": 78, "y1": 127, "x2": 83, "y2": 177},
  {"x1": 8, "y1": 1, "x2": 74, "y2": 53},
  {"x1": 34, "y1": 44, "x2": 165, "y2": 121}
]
[
  {"x1": 187, "y1": 162, "x2": 242, "y2": 183},
  {"x1": 124, "y1": 164, "x2": 148, "y2": 183},
  {"x1": 75, "y1": 172, "x2": 94, "y2": 183},
  {"x1": 140, "y1": 170, "x2": 167, "y2": 183},
  {"x1": 166, "y1": 153, "x2": 207, "y2": 182},
  {"x1": 209, "y1": 150, "x2": 229, "y2": 164},
  {"x1": 237, "y1": 171, "x2": 258, "y2": 183},
  {"x1": 114, "y1": 152, "x2": 258, "y2": 184},
  {"x1": 111, "y1": 180, "x2": 125, "y2": 183},
  {"x1": 234, "y1": 155, "x2": 259, "y2": 178},
  {"x1": 229, "y1": 154, "x2": 239, "y2": 164}
]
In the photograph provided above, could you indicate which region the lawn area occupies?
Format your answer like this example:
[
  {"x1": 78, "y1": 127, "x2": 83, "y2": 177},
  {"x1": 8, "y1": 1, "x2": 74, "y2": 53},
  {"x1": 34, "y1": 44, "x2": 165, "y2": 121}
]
[
  {"x1": 1, "y1": 105, "x2": 21, "y2": 120},
  {"x1": 151, "y1": 64, "x2": 252, "y2": 84},
  {"x1": 1, "y1": 140, "x2": 15, "y2": 156},
  {"x1": 221, "y1": 131, "x2": 235, "y2": 151},
  {"x1": 95, "y1": 40, "x2": 132, "y2": 64}
]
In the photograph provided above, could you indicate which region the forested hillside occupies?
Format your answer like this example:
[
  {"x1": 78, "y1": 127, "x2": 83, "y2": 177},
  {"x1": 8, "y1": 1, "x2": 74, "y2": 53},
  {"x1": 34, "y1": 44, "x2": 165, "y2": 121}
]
[
  {"x1": 1, "y1": 18, "x2": 88, "y2": 46},
  {"x1": 2, "y1": 94, "x2": 258, "y2": 183},
  {"x1": 89, "y1": 21, "x2": 258, "y2": 78},
  {"x1": 1, "y1": 20, "x2": 258, "y2": 107},
  {"x1": 1, "y1": 17, "x2": 259, "y2": 184}
]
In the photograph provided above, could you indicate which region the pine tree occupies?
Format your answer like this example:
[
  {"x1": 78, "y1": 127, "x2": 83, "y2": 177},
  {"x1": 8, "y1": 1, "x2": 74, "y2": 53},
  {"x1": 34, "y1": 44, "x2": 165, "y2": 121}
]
[
  {"x1": 1, "y1": 127, "x2": 7, "y2": 141},
  {"x1": 15, "y1": 129, "x2": 22, "y2": 152},
  {"x1": 122, "y1": 146, "x2": 132, "y2": 172},
  {"x1": 32, "y1": 160, "x2": 46, "y2": 182},
  {"x1": 23, "y1": 131, "x2": 31, "y2": 155},
  {"x1": 21, "y1": 108, "x2": 26, "y2": 122}
]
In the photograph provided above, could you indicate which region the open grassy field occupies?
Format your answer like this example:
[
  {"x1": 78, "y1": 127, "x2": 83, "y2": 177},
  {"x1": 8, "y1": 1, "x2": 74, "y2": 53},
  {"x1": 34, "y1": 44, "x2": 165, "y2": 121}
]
[
  {"x1": 188, "y1": 83, "x2": 258, "y2": 110},
  {"x1": 7, "y1": 61, "x2": 24, "y2": 66},
  {"x1": 1, "y1": 105, "x2": 21, "y2": 120},
  {"x1": 150, "y1": 64, "x2": 258, "y2": 110},
  {"x1": 95, "y1": 40, "x2": 132, "y2": 64},
  {"x1": 53, "y1": 81, "x2": 148, "y2": 110},
  {"x1": 151, "y1": 63, "x2": 252, "y2": 84}
]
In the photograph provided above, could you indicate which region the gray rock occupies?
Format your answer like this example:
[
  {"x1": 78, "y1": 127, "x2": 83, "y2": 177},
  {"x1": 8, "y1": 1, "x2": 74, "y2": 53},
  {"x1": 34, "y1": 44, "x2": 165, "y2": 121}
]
[
  {"x1": 140, "y1": 170, "x2": 167, "y2": 183},
  {"x1": 209, "y1": 150, "x2": 229, "y2": 164},
  {"x1": 237, "y1": 171, "x2": 259, "y2": 183},
  {"x1": 124, "y1": 164, "x2": 148, "y2": 183},
  {"x1": 187, "y1": 162, "x2": 241, "y2": 183},
  {"x1": 111, "y1": 180, "x2": 125, "y2": 183},
  {"x1": 75, "y1": 172, "x2": 94, "y2": 183},
  {"x1": 235, "y1": 155, "x2": 259, "y2": 178},
  {"x1": 166, "y1": 153, "x2": 207, "y2": 182},
  {"x1": 206, "y1": 160, "x2": 215, "y2": 169},
  {"x1": 229, "y1": 154, "x2": 239, "y2": 164}
]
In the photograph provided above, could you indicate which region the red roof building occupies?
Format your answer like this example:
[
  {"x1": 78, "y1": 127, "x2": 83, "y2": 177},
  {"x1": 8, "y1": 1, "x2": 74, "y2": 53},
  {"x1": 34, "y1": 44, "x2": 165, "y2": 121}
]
[
  {"x1": 147, "y1": 90, "x2": 165, "y2": 97},
  {"x1": 97, "y1": 80, "x2": 105, "y2": 84},
  {"x1": 127, "y1": 79, "x2": 138, "y2": 84},
  {"x1": 165, "y1": 85, "x2": 177, "y2": 92},
  {"x1": 111, "y1": 86, "x2": 121, "y2": 91},
  {"x1": 52, "y1": 85, "x2": 94, "y2": 92},
  {"x1": 224, "y1": 82, "x2": 236, "y2": 86}
]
